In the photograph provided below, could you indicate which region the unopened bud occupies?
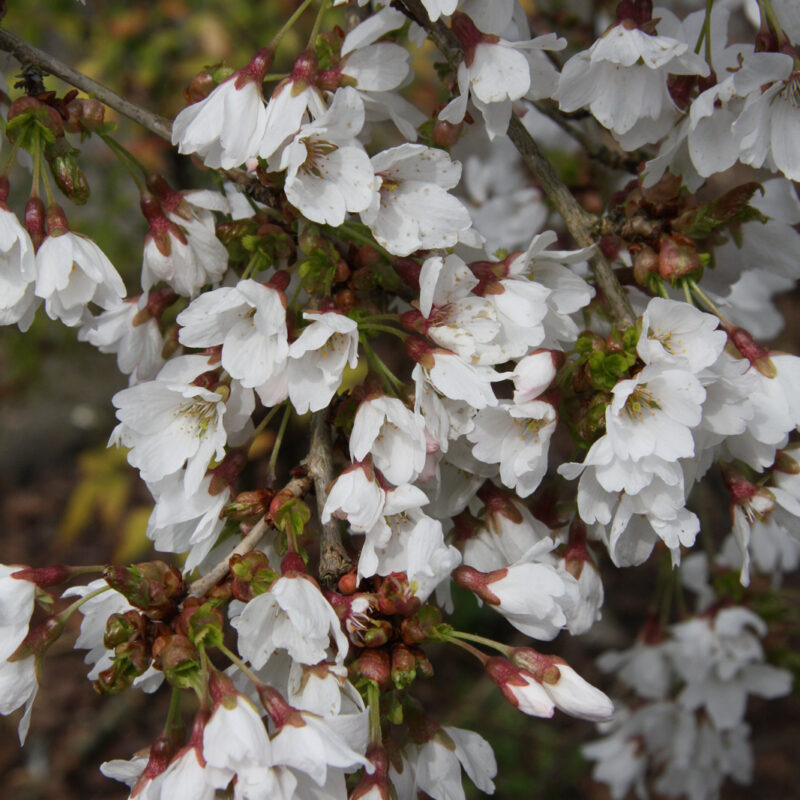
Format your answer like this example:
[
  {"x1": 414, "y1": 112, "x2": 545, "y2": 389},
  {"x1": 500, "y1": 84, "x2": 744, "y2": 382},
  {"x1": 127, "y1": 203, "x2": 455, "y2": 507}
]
[
  {"x1": 9, "y1": 615, "x2": 65, "y2": 661},
  {"x1": 64, "y1": 97, "x2": 106, "y2": 133},
  {"x1": 658, "y1": 234, "x2": 700, "y2": 280},
  {"x1": 48, "y1": 143, "x2": 90, "y2": 204},
  {"x1": 223, "y1": 489, "x2": 274, "y2": 521},
  {"x1": 156, "y1": 634, "x2": 202, "y2": 690},
  {"x1": 433, "y1": 119, "x2": 461, "y2": 147},
  {"x1": 103, "y1": 610, "x2": 145, "y2": 649},
  {"x1": 376, "y1": 573, "x2": 420, "y2": 617},
  {"x1": 632, "y1": 244, "x2": 659, "y2": 285},
  {"x1": 103, "y1": 561, "x2": 185, "y2": 620},
  {"x1": 391, "y1": 643, "x2": 417, "y2": 690},
  {"x1": 400, "y1": 604, "x2": 443, "y2": 645},
  {"x1": 349, "y1": 649, "x2": 391, "y2": 691}
]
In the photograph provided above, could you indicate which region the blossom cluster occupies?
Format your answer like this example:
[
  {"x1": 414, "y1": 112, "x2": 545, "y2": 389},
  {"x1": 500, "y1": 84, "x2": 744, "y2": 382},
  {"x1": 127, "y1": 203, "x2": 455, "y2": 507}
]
[{"x1": 0, "y1": 1, "x2": 799, "y2": 798}]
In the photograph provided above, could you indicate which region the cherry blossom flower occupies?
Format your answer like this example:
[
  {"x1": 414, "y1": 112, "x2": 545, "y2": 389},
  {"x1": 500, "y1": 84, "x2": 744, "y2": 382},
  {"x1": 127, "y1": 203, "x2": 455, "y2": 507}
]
[
  {"x1": 177, "y1": 278, "x2": 289, "y2": 390},
  {"x1": 441, "y1": 12, "x2": 565, "y2": 138},
  {"x1": 35, "y1": 207, "x2": 126, "y2": 326},
  {"x1": 405, "y1": 725, "x2": 497, "y2": 800},
  {"x1": 279, "y1": 88, "x2": 376, "y2": 226},
  {"x1": 202, "y1": 675, "x2": 275, "y2": 792},
  {"x1": 79, "y1": 294, "x2": 165, "y2": 384},
  {"x1": 323, "y1": 461, "x2": 386, "y2": 534},
  {"x1": 557, "y1": 15, "x2": 709, "y2": 148},
  {"x1": 349, "y1": 396, "x2": 426, "y2": 486},
  {"x1": 140, "y1": 194, "x2": 226, "y2": 299},
  {"x1": 258, "y1": 52, "x2": 328, "y2": 162},
  {"x1": 172, "y1": 47, "x2": 273, "y2": 169},
  {"x1": 0, "y1": 565, "x2": 38, "y2": 742},
  {"x1": 111, "y1": 355, "x2": 254, "y2": 493},
  {"x1": 468, "y1": 399, "x2": 557, "y2": 497},
  {"x1": 360, "y1": 144, "x2": 472, "y2": 257},
  {"x1": 232, "y1": 572, "x2": 350, "y2": 668},
  {"x1": 287, "y1": 311, "x2": 359, "y2": 414},
  {"x1": 0, "y1": 206, "x2": 38, "y2": 330}
]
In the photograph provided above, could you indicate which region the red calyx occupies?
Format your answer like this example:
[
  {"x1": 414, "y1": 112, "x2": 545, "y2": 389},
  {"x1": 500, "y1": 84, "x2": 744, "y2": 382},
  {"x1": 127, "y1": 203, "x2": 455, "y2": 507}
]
[
  {"x1": 45, "y1": 203, "x2": 70, "y2": 237},
  {"x1": 24, "y1": 196, "x2": 46, "y2": 249},
  {"x1": 11, "y1": 564, "x2": 72, "y2": 587},
  {"x1": 208, "y1": 449, "x2": 248, "y2": 495},
  {"x1": 266, "y1": 269, "x2": 291, "y2": 294},
  {"x1": 452, "y1": 565, "x2": 502, "y2": 605},
  {"x1": 721, "y1": 466, "x2": 758, "y2": 504},
  {"x1": 290, "y1": 50, "x2": 318, "y2": 85},
  {"x1": 235, "y1": 46, "x2": 276, "y2": 91},
  {"x1": 450, "y1": 12, "x2": 498, "y2": 67},
  {"x1": 280, "y1": 552, "x2": 306, "y2": 575},
  {"x1": 132, "y1": 735, "x2": 174, "y2": 797}
]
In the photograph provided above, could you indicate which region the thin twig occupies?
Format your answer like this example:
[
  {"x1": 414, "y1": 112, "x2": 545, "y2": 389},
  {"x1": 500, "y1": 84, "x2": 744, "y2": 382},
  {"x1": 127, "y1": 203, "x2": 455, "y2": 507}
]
[
  {"x1": 187, "y1": 516, "x2": 271, "y2": 598},
  {"x1": 393, "y1": 0, "x2": 635, "y2": 327},
  {"x1": 0, "y1": 27, "x2": 174, "y2": 140},
  {"x1": 187, "y1": 471, "x2": 312, "y2": 597},
  {"x1": 308, "y1": 410, "x2": 353, "y2": 588}
]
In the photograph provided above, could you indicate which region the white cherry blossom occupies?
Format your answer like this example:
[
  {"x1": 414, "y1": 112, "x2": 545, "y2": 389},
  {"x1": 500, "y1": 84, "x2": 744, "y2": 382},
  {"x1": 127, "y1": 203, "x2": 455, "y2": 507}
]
[
  {"x1": 232, "y1": 573, "x2": 350, "y2": 668},
  {"x1": 35, "y1": 223, "x2": 125, "y2": 327},
  {"x1": 287, "y1": 311, "x2": 359, "y2": 414},
  {"x1": 360, "y1": 144, "x2": 472, "y2": 257},
  {"x1": 350, "y1": 396, "x2": 426, "y2": 486},
  {"x1": 0, "y1": 207, "x2": 38, "y2": 330},
  {"x1": 279, "y1": 88, "x2": 376, "y2": 226},
  {"x1": 177, "y1": 278, "x2": 288, "y2": 390},
  {"x1": 172, "y1": 48, "x2": 272, "y2": 169}
]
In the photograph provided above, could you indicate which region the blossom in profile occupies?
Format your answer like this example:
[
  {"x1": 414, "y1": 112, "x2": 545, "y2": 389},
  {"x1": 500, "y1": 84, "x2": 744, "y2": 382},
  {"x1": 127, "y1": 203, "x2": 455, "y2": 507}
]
[
  {"x1": 172, "y1": 47, "x2": 273, "y2": 169},
  {"x1": 35, "y1": 205, "x2": 125, "y2": 326}
]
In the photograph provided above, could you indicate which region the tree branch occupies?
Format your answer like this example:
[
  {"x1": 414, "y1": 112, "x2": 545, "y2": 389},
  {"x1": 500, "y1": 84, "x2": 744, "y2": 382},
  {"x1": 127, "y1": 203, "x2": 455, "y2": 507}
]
[
  {"x1": 307, "y1": 410, "x2": 353, "y2": 589},
  {"x1": 530, "y1": 100, "x2": 646, "y2": 174},
  {"x1": 187, "y1": 471, "x2": 312, "y2": 598},
  {"x1": 0, "y1": 27, "x2": 174, "y2": 140},
  {"x1": 393, "y1": 0, "x2": 635, "y2": 327}
]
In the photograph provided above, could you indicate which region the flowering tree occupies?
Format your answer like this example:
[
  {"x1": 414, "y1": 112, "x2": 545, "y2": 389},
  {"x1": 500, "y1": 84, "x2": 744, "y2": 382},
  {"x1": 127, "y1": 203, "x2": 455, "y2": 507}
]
[{"x1": 1, "y1": 0, "x2": 799, "y2": 797}]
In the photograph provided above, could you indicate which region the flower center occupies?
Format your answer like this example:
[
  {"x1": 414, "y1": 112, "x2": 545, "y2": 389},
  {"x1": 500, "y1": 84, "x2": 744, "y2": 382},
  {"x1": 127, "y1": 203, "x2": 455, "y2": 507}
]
[
  {"x1": 512, "y1": 416, "x2": 548, "y2": 441},
  {"x1": 623, "y1": 386, "x2": 661, "y2": 421},
  {"x1": 782, "y1": 71, "x2": 800, "y2": 109},
  {"x1": 176, "y1": 398, "x2": 219, "y2": 438},
  {"x1": 299, "y1": 137, "x2": 339, "y2": 178}
]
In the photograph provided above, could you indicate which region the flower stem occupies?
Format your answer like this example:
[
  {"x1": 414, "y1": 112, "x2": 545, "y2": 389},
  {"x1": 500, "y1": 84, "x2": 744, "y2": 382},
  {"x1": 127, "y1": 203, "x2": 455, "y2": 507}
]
[
  {"x1": 694, "y1": 0, "x2": 715, "y2": 70},
  {"x1": 307, "y1": 0, "x2": 332, "y2": 47},
  {"x1": 250, "y1": 402, "x2": 285, "y2": 444},
  {"x1": 335, "y1": 221, "x2": 393, "y2": 261},
  {"x1": 687, "y1": 278, "x2": 731, "y2": 325},
  {"x1": 270, "y1": 0, "x2": 317, "y2": 50},
  {"x1": 1, "y1": 135, "x2": 22, "y2": 177},
  {"x1": 59, "y1": 584, "x2": 112, "y2": 623},
  {"x1": 447, "y1": 636, "x2": 489, "y2": 664},
  {"x1": 99, "y1": 133, "x2": 146, "y2": 194},
  {"x1": 268, "y1": 403, "x2": 292, "y2": 477},
  {"x1": 164, "y1": 686, "x2": 185, "y2": 741},
  {"x1": 216, "y1": 640, "x2": 263, "y2": 688},
  {"x1": 359, "y1": 322, "x2": 407, "y2": 340},
  {"x1": 447, "y1": 630, "x2": 511, "y2": 655},
  {"x1": 367, "y1": 680, "x2": 382, "y2": 746},
  {"x1": 361, "y1": 337, "x2": 402, "y2": 394}
]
